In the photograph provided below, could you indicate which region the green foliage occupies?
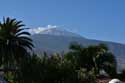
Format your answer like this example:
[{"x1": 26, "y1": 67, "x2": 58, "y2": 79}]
[
  {"x1": 77, "y1": 68, "x2": 96, "y2": 83},
  {"x1": 16, "y1": 54, "x2": 79, "y2": 83},
  {"x1": 0, "y1": 42, "x2": 116, "y2": 83},
  {"x1": 0, "y1": 17, "x2": 34, "y2": 82},
  {"x1": 98, "y1": 52, "x2": 117, "y2": 77},
  {"x1": 0, "y1": 17, "x2": 34, "y2": 67},
  {"x1": 69, "y1": 43, "x2": 117, "y2": 77},
  {"x1": 0, "y1": 17, "x2": 117, "y2": 83}
]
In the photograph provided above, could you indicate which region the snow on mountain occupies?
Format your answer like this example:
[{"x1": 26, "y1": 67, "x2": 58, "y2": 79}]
[
  {"x1": 29, "y1": 25, "x2": 82, "y2": 37},
  {"x1": 30, "y1": 25, "x2": 125, "y2": 72}
]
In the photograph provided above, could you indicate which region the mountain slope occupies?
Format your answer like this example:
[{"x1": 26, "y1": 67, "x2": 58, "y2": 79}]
[{"x1": 30, "y1": 26, "x2": 125, "y2": 72}]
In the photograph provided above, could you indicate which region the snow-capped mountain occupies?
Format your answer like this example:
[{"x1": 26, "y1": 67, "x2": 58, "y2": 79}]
[
  {"x1": 30, "y1": 25, "x2": 125, "y2": 72},
  {"x1": 29, "y1": 25, "x2": 81, "y2": 37}
]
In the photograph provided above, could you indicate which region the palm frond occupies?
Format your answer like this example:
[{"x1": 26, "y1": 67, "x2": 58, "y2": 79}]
[
  {"x1": 15, "y1": 28, "x2": 29, "y2": 34},
  {"x1": 16, "y1": 32, "x2": 31, "y2": 37},
  {"x1": 18, "y1": 36, "x2": 33, "y2": 42}
]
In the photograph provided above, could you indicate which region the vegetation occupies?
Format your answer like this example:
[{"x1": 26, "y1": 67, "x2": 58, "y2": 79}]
[
  {"x1": 16, "y1": 54, "x2": 79, "y2": 83},
  {"x1": 67, "y1": 43, "x2": 117, "y2": 77},
  {"x1": 15, "y1": 43, "x2": 117, "y2": 83},
  {"x1": 0, "y1": 17, "x2": 33, "y2": 82},
  {"x1": 0, "y1": 17, "x2": 33, "y2": 68},
  {"x1": 0, "y1": 17, "x2": 118, "y2": 83}
]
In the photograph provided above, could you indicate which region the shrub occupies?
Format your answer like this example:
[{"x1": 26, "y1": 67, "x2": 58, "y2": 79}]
[{"x1": 77, "y1": 68, "x2": 96, "y2": 83}]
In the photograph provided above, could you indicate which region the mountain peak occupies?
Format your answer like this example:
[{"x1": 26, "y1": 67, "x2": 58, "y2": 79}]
[{"x1": 29, "y1": 25, "x2": 82, "y2": 37}]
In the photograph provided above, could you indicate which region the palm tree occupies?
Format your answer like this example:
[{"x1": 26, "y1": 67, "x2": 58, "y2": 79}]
[{"x1": 0, "y1": 17, "x2": 34, "y2": 71}]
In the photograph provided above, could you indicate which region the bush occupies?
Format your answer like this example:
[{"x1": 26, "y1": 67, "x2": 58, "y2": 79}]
[
  {"x1": 14, "y1": 53, "x2": 97, "y2": 83},
  {"x1": 77, "y1": 68, "x2": 96, "y2": 83},
  {"x1": 16, "y1": 54, "x2": 79, "y2": 83}
]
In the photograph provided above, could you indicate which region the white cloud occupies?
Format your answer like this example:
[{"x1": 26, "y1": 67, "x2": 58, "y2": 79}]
[{"x1": 29, "y1": 25, "x2": 58, "y2": 34}]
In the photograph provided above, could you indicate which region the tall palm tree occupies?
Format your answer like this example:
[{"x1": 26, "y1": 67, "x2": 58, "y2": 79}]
[{"x1": 0, "y1": 17, "x2": 34, "y2": 70}]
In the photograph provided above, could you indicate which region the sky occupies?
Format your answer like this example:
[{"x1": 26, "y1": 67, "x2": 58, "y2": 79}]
[{"x1": 0, "y1": 0, "x2": 125, "y2": 43}]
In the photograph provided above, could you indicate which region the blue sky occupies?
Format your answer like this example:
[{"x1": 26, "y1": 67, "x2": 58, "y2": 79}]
[{"x1": 0, "y1": 0, "x2": 125, "y2": 43}]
